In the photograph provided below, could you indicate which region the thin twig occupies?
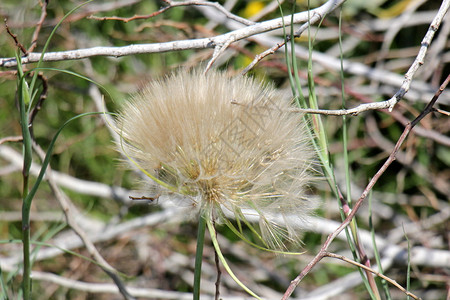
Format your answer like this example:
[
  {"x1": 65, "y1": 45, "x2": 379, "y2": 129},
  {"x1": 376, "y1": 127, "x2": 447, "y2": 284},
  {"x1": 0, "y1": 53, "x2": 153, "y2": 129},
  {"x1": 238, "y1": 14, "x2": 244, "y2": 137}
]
[
  {"x1": 241, "y1": 8, "x2": 326, "y2": 75},
  {"x1": 291, "y1": 105, "x2": 389, "y2": 116},
  {"x1": 213, "y1": 221, "x2": 222, "y2": 300},
  {"x1": 337, "y1": 188, "x2": 381, "y2": 299},
  {"x1": 435, "y1": 108, "x2": 450, "y2": 116},
  {"x1": 28, "y1": 0, "x2": 48, "y2": 53},
  {"x1": 231, "y1": 99, "x2": 390, "y2": 116},
  {"x1": 88, "y1": 0, "x2": 254, "y2": 26},
  {"x1": 0, "y1": 70, "x2": 18, "y2": 78},
  {"x1": 128, "y1": 195, "x2": 160, "y2": 201},
  {"x1": 0, "y1": 136, "x2": 23, "y2": 145},
  {"x1": 281, "y1": 74, "x2": 449, "y2": 300},
  {"x1": 240, "y1": 0, "x2": 345, "y2": 74},
  {"x1": 278, "y1": 61, "x2": 450, "y2": 145},
  {"x1": 4, "y1": 18, "x2": 28, "y2": 55},
  {"x1": 323, "y1": 252, "x2": 421, "y2": 300}
]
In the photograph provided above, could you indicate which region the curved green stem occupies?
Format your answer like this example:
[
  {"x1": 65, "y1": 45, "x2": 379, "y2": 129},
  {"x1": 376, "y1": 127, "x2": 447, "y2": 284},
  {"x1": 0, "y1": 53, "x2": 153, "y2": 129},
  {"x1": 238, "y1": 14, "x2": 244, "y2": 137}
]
[
  {"x1": 206, "y1": 219, "x2": 262, "y2": 300},
  {"x1": 193, "y1": 215, "x2": 207, "y2": 300}
]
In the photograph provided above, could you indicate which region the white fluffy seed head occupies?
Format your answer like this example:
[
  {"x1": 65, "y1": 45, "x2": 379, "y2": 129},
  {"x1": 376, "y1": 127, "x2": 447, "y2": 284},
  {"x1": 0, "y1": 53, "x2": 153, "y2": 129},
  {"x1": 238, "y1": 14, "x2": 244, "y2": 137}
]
[{"x1": 116, "y1": 69, "x2": 318, "y2": 249}]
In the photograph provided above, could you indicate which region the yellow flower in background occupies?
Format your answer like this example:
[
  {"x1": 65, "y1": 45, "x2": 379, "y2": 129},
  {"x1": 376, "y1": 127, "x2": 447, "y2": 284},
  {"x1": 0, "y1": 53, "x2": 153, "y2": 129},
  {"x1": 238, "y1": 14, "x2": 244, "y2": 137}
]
[
  {"x1": 242, "y1": 1, "x2": 265, "y2": 19},
  {"x1": 374, "y1": 0, "x2": 417, "y2": 19},
  {"x1": 116, "y1": 69, "x2": 318, "y2": 249}
]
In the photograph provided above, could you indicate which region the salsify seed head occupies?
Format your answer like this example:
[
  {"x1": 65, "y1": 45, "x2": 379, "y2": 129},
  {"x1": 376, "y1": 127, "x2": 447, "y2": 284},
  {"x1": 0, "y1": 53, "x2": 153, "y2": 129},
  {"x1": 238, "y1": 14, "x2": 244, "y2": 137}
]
[{"x1": 116, "y1": 69, "x2": 318, "y2": 249}]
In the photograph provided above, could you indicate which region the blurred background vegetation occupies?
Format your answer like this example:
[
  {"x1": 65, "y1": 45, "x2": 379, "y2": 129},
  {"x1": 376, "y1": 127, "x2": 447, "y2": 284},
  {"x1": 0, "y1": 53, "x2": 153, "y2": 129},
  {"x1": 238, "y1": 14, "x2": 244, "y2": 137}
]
[{"x1": 0, "y1": 0, "x2": 449, "y2": 299}]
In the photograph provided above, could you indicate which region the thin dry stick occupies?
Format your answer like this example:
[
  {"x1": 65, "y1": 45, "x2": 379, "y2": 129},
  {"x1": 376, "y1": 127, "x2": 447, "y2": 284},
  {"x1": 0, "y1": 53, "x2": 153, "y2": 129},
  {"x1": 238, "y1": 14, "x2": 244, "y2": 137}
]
[
  {"x1": 323, "y1": 252, "x2": 421, "y2": 300},
  {"x1": 241, "y1": 21, "x2": 312, "y2": 75},
  {"x1": 231, "y1": 99, "x2": 388, "y2": 116},
  {"x1": 0, "y1": 70, "x2": 18, "y2": 78},
  {"x1": 336, "y1": 187, "x2": 381, "y2": 299},
  {"x1": 28, "y1": 0, "x2": 48, "y2": 53},
  {"x1": 89, "y1": 0, "x2": 254, "y2": 26},
  {"x1": 241, "y1": 0, "x2": 339, "y2": 75},
  {"x1": 435, "y1": 108, "x2": 450, "y2": 116},
  {"x1": 290, "y1": 106, "x2": 388, "y2": 116},
  {"x1": 0, "y1": 136, "x2": 23, "y2": 145},
  {"x1": 213, "y1": 221, "x2": 222, "y2": 300},
  {"x1": 239, "y1": 1, "x2": 343, "y2": 75},
  {"x1": 4, "y1": 18, "x2": 28, "y2": 55},
  {"x1": 281, "y1": 74, "x2": 449, "y2": 300}
]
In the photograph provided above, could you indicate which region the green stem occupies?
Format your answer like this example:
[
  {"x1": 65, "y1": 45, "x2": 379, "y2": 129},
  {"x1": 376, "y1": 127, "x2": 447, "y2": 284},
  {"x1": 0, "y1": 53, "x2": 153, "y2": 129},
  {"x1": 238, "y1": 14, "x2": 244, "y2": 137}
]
[
  {"x1": 21, "y1": 180, "x2": 31, "y2": 300},
  {"x1": 16, "y1": 52, "x2": 32, "y2": 300},
  {"x1": 193, "y1": 215, "x2": 207, "y2": 300}
]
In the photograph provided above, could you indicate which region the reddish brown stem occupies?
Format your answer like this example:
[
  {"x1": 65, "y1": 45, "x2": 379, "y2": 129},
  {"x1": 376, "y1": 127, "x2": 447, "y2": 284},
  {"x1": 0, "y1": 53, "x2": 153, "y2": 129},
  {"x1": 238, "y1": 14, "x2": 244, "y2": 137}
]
[
  {"x1": 323, "y1": 252, "x2": 421, "y2": 300},
  {"x1": 282, "y1": 74, "x2": 449, "y2": 299},
  {"x1": 4, "y1": 18, "x2": 27, "y2": 55}
]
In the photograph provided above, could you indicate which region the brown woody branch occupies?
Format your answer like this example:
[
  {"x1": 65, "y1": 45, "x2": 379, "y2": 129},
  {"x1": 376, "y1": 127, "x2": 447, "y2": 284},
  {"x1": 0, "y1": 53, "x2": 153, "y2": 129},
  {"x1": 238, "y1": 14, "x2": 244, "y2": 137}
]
[{"x1": 4, "y1": 18, "x2": 27, "y2": 55}]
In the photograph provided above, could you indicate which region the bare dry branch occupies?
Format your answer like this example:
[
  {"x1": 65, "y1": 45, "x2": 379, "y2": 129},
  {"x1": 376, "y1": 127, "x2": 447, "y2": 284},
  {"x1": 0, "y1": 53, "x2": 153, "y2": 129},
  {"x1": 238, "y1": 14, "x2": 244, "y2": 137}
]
[
  {"x1": 323, "y1": 252, "x2": 421, "y2": 300},
  {"x1": 4, "y1": 18, "x2": 27, "y2": 55},
  {"x1": 0, "y1": 136, "x2": 22, "y2": 145},
  {"x1": 199, "y1": 0, "x2": 449, "y2": 108},
  {"x1": 89, "y1": 0, "x2": 254, "y2": 26},
  {"x1": 384, "y1": 0, "x2": 450, "y2": 111},
  {"x1": 205, "y1": 0, "x2": 345, "y2": 68},
  {"x1": 0, "y1": 0, "x2": 344, "y2": 68}
]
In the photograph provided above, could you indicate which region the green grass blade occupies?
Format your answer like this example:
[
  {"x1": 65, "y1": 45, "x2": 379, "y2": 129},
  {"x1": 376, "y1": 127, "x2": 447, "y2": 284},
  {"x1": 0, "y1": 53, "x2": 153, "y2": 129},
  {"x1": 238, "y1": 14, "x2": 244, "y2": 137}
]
[
  {"x1": 24, "y1": 112, "x2": 109, "y2": 205},
  {"x1": 206, "y1": 219, "x2": 262, "y2": 300},
  {"x1": 28, "y1": 0, "x2": 94, "y2": 108},
  {"x1": 15, "y1": 50, "x2": 33, "y2": 300},
  {"x1": 336, "y1": 9, "x2": 378, "y2": 299},
  {"x1": 278, "y1": 0, "x2": 298, "y2": 102},
  {"x1": 193, "y1": 214, "x2": 207, "y2": 300},
  {"x1": 403, "y1": 225, "x2": 411, "y2": 300},
  {"x1": 369, "y1": 191, "x2": 392, "y2": 300},
  {"x1": 0, "y1": 265, "x2": 9, "y2": 300}
]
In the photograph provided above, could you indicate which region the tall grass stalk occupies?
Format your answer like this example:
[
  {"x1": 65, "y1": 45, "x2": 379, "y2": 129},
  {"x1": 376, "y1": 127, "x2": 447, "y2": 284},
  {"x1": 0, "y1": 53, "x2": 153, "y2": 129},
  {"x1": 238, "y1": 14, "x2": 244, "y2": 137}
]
[
  {"x1": 282, "y1": 1, "x2": 380, "y2": 298},
  {"x1": 16, "y1": 52, "x2": 33, "y2": 300},
  {"x1": 15, "y1": 2, "x2": 93, "y2": 297},
  {"x1": 193, "y1": 215, "x2": 207, "y2": 300},
  {"x1": 369, "y1": 192, "x2": 392, "y2": 299},
  {"x1": 404, "y1": 225, "x2": 411, "y2": 300},
  {"x1": 337, "y1": 8, "x2": 380, "y2": 299}
]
